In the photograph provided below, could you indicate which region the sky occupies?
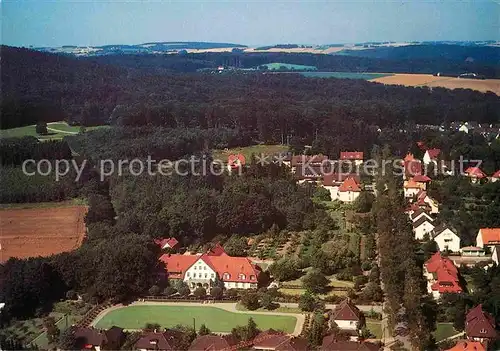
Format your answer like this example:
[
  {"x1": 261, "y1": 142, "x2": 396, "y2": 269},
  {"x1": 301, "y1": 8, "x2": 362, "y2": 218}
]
[{"x1": 2, "y1": 0, "x2": 499, "y2": 47}]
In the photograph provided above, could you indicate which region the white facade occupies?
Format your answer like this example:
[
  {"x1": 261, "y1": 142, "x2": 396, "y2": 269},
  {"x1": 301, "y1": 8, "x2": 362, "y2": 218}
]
[
  {"x1": 492, "y1": 246, "x2": 499, "y2": 266},
  {"x1": 404, "y1": 187, "x2": 421, "y2": 198},
  {"x1": 423, "y1": 152, "x2": 433, "y2": 165},
  {"x1": 333, "y1": 319, "x2": 358, "y2": 330},
  {"x1": 414, "y1": 220, "x2": 435, "y2": 240},
  {"x1": 434, "y1": 228, "x2": 461, "y2": 252},
  {"x1": 323, "y1": 185, "x2": 339, "y2": 201},
  {"x1": 338, "y1": 190, "x2": 360, "y2": 203}
]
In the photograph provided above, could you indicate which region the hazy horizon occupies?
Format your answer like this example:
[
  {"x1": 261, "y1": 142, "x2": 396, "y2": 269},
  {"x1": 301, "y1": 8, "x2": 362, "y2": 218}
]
[{"x1": 2, "y1": 0, "x2": 499, "y2": 47}]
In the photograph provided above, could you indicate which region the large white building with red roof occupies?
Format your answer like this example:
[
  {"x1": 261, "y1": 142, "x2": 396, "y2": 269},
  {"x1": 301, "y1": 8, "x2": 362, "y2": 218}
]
[
  {"x1": 424, "y1": 252, "x2": 462, "y2": 299},
  {"x1": 340, "y1": 151, "x2": 364, "y2": 166},
  {"x1": 159, "y1": 245, "x2": 261, "y2": 290}
]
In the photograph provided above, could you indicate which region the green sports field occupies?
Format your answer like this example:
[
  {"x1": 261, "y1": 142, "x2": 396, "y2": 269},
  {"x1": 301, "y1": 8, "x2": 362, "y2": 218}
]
[{"x1": 94, "y1": 305, "x2": 297, "y2": 333}]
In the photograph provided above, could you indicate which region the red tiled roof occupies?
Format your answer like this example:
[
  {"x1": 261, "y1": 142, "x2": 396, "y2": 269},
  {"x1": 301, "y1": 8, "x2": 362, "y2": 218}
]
[
  {"x1": 338, "y1": 177, "x2": 361, "y2": 192},
  {"x1": 404, "y1": 159, "x2": 423, "y2": 177},
  {"x1": 340, "y1": 151, "x2": 364, "y2": 161},
  {"x1": 444, "y1": 340, "x2": 486, "y2": 351},
  {"x1": 322, "y1": 173, "x2": 360, "y2": 187},
  {"x1": 135, "y1": 331, "x2": 181, "y2": 350},
  {"x1": 492, "y1": 170, "x2": 500, "y2": 178},
  {"x1": 331, "y1": 299, "x2": 361, "y2": 321},
  {"x1": 321, "y1": 336, "x2": 380, "y2": 351},
  {"x1": 426, "y1": 148, "x2": 441, "y2": 160},
  {"x1": 155, "y1": 238, "x2": 179, "y2": 249},
  {"x1": 465, "y1": 304, "x2": 497, "y2": 339},
  {"x1": 188, "y1": 335, "x2": 234, "y2": 351},
  {"x1": 412, "y1": 174, "x2": 431, "y2": 182},
  {"x1": 465, "y1": 167, "x2": 486, "y2": 178},
  {"x1": 404, "y1": 153, "x2": 415, "y2": 162},
  {"x1": 478, "y1": 228, "x2": 500, "y2": 245},
  {"x1": 207, "y1": 243, "x2": 228, "y2": 256},
  {"x1": 161, "y1": 253, "x2": 260, "y2": 283},
  {"x1": 404, "y1": 178, "x2": 422, "y2": 189},
  {"x1": 425, "y1": 252, "x2": 462, "y2": 294}
]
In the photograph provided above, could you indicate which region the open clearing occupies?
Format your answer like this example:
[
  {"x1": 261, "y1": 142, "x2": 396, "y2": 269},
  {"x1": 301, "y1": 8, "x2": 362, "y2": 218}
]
[
  {"x1": 93, "y1": 305, "x2": 297, "y2": 333},
  {"x1": 0, "y1": 205, "x2": 87, "y2": 262},
  {"x1": 370, "y1": 74, "x2": 500, "y2": 95},
  {"x1": 212, "y1": 144, "x2": 289, "y2": 163},
  {"x1": 0, "y1": 121, "x2": 107, "y2": 141}
]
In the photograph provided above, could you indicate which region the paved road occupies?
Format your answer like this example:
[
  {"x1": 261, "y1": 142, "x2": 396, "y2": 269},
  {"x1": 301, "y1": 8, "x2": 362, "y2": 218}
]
[{"x1": 91, "y1": 301, "x2": 306, "y2": 336}]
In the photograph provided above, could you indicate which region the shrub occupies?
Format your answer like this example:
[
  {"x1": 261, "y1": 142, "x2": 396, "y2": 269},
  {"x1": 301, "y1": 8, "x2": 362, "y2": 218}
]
[
  {"x1": 240, "y1": 292, "x2": 260, "y2": 310},
  {"x1": 193, "y1": 287, "x2": 207, "y2": 299},
  {"x1": 148, "y1": 285, "x2": 161, "y2": 296}
]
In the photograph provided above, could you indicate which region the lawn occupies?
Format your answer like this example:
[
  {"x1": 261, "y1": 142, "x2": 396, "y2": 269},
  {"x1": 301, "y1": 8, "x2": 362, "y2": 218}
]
[
  {"x1": 433, "y1": 323, "x2": 457, "y2": 341},
  {"x1": 94, "y1": 305, "x2": 297, "y2": 333},
  {"x1": 366, "y1": 320, "x2": 383, "y2": 339},
  {"x1": 0, "y1": 121, "x2": 107, "y2": 141},
  {"x1": 212, "y1": 144, "x2": 289, "y2": 164},
  {"x1": 235, "y1": 303, "x2": 302, "y2": 314}
]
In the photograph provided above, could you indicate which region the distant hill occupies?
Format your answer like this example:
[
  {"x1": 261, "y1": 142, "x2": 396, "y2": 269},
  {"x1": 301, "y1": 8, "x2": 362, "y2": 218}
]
[{"x1": 337, "y1": 44, "x2": 500, "y2": 65}]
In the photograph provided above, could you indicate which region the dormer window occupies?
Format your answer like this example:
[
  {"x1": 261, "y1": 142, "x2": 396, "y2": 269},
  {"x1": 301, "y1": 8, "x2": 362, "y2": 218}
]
[
  {"x1": 250, "y1": 275, "x2": 256, "y2": 281},
  {"x1": 223, "y1": 272, "x2": 231, "y2": 280},
  {"x1": 239, "y1": 273, "x2": 246, "y2": 280},
  {"x1": 480, "y1": 328, "x2": 487, "y2": 334}
]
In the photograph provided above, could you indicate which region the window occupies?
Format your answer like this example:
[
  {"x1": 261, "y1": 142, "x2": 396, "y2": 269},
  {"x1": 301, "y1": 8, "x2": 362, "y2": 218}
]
[
  {"x1": 204, "y1": 273, "x2": 208, "y2": 278},
  {"x1": 480, "y1": 328, "x2": 487, "y2": 334},
  {"x1": 239, "y1": 273, "x2": 246, "y2": 280},
  {"x1": 187, "y1": 272, "x2": 190, "y2": 277},
  {"x1": 223, "y1": 273, "x2": 231, "y2": 280},
  {"x1": 194, "y1": 266, "x2": 197, "y2": 270},
  {"x1": 211, "y1": 273, "x2": 215, "y2": 278},
  {"x1": 203, "y1": 266, "x2": 206, "y2": 270},
  {"x1": 250, "y1": 275, "x2": 256, "y2": 281}
]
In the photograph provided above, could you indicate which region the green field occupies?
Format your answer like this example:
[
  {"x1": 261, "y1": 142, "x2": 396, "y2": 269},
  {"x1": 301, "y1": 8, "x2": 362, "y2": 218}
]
[
  {"x1": 261, "y1": 62, "x2": 317, "y2": 71},
  {"x1": 433, "y1": 323, "x2": 457, "y2": 342},
  {"x1": 0, "y1": 122, "x2": 107, "y2": 141},
  {"x1": 366, "y1": 320, "x2": 383, "y2": 339},
  {"x1": 94, "y1": 305, "x2": 297, "y2": 333},
  {"x1": 299, "y1": 72, "x2": 393, "y2": 80},
  {"x1": 212, "y1": 144, "x2": 289, "y2": 163}
]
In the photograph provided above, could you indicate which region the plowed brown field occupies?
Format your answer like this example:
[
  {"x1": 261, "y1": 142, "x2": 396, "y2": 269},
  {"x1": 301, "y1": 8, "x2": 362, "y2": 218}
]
[
  {"x1": 0, "y1": 205, "x2": 87, "y2": 262},
  {"x1": 370, "y1": 74, "x2": 500, "y2": 95}
]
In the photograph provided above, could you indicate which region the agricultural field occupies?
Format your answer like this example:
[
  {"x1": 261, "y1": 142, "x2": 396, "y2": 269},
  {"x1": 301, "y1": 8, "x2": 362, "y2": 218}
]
[
  {"x1": 260, "y1": 62, "x2": 317, "y2": 71},
  {"x1": 0, "y1": 121, "x2": 107, "y2": 141},
  {"x1": 94, "y1": 305, "x2": 297, "y2": 333},
  {"x1": 0, "y1": 205, "x2": 87, "y2": 262},
  {"x1": 212, "y1": 144, "x2": 289, "y2": 164},
  {"x1": 370, "y1": 74, "x2": 500, "y2": 95},
  {"x1": 299, "y1": 72, "x2": 393, "y2": 80}
]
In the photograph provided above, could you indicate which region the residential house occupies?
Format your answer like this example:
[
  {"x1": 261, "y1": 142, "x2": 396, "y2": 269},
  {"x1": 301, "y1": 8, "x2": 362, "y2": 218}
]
[
  {"x1": 476, "y1": 228, "x2": 500, "y2": 249},
  {"x1": 189, "y1": 335, "x2": 237, "y2": 351},
  {"x1": 460, "y1": 246, "x2": 486, "y2": 257},
  {"x1": 423, "y1": 148, "x2": 441, "y2": 165},
  {"x1": 252, "y1": 331, "x2": 308, "y2": 351},
  {"x1": 338, "y1": 177, "x2": 362, "y2": 203},
  {"x1": 465, "y1": 304, "x2": 497, "y2": 343},
  {"x1": 410, "y1": 209, "x2": 434, "y2": 223},
  {"x1": 136, "y1": 330, "x2": 183, "y2": 351},
  {"x1": 492, "y1": 246, "x2": 500, "y2": 266},
  {"x1": 340, "y1": 151, "x2": 364, "y2": 166},
  {"x1": 329, "y1": 299, "x2": 364, "y2": 341},
  {"x1": 432, "y1": 225, "x2": 461, "y2": 252},
  {"x1": 155, "y1": 237, "x2": 180, "y2": 251},
  {"x1": 465, "y1": 167, "x2": 487, "y2": 184},
  {"x1": 73, "y1": 326, "x2": 125, "y2": 351},
  {"x1": 490, "y1": 170, "x2": 500, "y2": 182},
  {"x1": 403, "y1": 178, "x2": 424, "y2": 198},
  {"x1": 424, "y1": 252, "x2": 462, "y2": 299},
  {"x1": 413, "y1": 217, "x2": 435, "y2": 241},
  {"x1": 415, "y1": 190, "x2": 439, "y2": 214},
  {"x1": 160, "y1": 247, "x2": 261, "y2": 290},
  {"x1": 321, "y1": 336, "x2": 380, "y2": 351},
  {"x1": 412, "y1": 174, "x2": 432, "y2": 189},
  {"x1": 290, "y1": 155, "x2": 328, "y2": 173},
  {"x1": 459, "y1": 123, "x2": 470, "y2": 134},
  {"x1": 444, "y1": 340, "x2": 486, "y2": 351},
  {"x1": 403, "y1": 153, "x2": 423, "y2": 180},
  {"x1": 294, "y1": 164, "x2": 324, "y2": 184},
  {"x1": 322, "y1": 174, "x2": 360, "y2": 201}
]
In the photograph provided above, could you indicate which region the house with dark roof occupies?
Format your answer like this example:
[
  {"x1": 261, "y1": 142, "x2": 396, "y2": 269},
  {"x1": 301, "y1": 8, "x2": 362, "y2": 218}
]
[
  {"x1": 136, "y1": 330, "x2": 183, "y2": 351},
  {"x1": 73, "y1": 326, "x2": 125, "y2": 351},
  {"x1": 413, "y1": 217, "x2": 435, "y2": 241},
  {"x1": 154, "y1": 237, "x2": 180, "y2": 250},
  {"x1": 432, "y1": 225, "x2": 461, "y2": 252},
  {"x1": 252, "y1": 331, "x2": 308, "y2": 351},
  {"x1": 320, "y1": 335, "x2": 380, "y2": 351},
  {"x1": 160, "y1": 246, "x2": 261, "y2": 290},
  {"x1": 329, "y1": 299, "x2": 364, "y2": 341},
  {"x1": 465, "y1": 305, "x2": 497, "y2": 343},
  {"x1": 410, "y1": 209, "x2": 433, "y2": 223},
  {"x1": 188, "y1": 335, "x2": 237, "y2": 351},
  {"x1": 424, "y1": 252, "x2": 462, "y2": 299}
]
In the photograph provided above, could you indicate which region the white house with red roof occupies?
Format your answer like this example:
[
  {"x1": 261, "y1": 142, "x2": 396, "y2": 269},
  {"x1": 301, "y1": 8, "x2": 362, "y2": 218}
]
[
  {"x1": 159, "y1": 246, "x2": 260, "y2": 291},
  {"x1": 338, "y1": 177, "x2": 362, "y2": 203},
  {"x1": 423, "y1": 148, "x2": 441, "y2": 165},
  {"x1": 491, "y1": 170, "x2": 500, "y2": 182},
  {"x1": 424, "y1": 252, "x2": 462, "y2": 299},
  {"x1": 340, "y1": 151, "x2": 364, "y2": 166},
  {"x1": 403, "y1": 178, "x2": 425, "y2": 198},
  {"x1": 155, "y1": 238, "x2": 180, "y2": 250},
  {"x1": 476, "y1": 228, "x2": 500, "y2": 249},
  {"x1": 414, "y1": 190, "x2": 439, "y2": 214},
  {"x1": 321, "y1": 174, "x2": 360, "y2": 201},
  {"x1": 465, "y1": 304, "x2": 498, "y2": 343},
  {"x1": 465, "y1": 167, "x2": 487, "y2": 183},
  {"x1": 329, "y1": 299, "x2": 364, "y2": 341}
]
